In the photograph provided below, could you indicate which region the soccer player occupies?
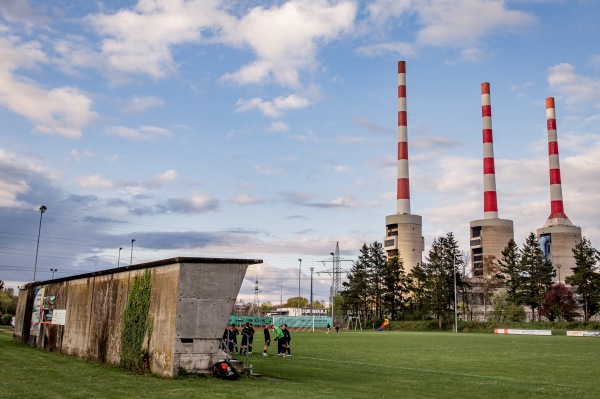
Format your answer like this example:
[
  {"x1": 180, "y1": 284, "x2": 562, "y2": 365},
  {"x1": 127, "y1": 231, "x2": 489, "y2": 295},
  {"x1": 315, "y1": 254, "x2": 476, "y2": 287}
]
[{"x1": 263, "y1": 324, "x2": 271, "y2": 356}]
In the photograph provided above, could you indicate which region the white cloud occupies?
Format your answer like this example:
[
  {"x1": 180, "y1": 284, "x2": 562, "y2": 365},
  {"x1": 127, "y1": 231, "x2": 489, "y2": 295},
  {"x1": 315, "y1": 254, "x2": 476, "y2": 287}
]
[
  {"x1": 232, "y1": 193, "x2": 265, "y2": 205},
  {"x1": 156, "y1": 169, "x2": 178, "y2": 180},
  {"x1": 363, "y1": 0, "x2": 535, "y2": 62},
  {"x1": 77, "y1": 174, "x2": 115, "y2": 189},
  {"x1": 0, "y1": 149, "x2": 50, "y2": 207},
  {"x1": 88, "y1": 1, "x2": 356, "y2": 88},
  {"x1": 548, "y1": 63, "x2": 600, "y2": 106},
  {"x1": 88, "y1": 0, "x2": 229, "y2": 78},
  {"x1": 235, "y1": 94, "x2": 310, "y2": 118},
  {"x1": 414, "y1": 0, "x2": 535, "y2": 48},
  {"x1": 333, "y1": 164, "x2": 352, "y2": 173},
  {"x1": 219, "y1": 0, "x2": 356, "y2": 88},
  {"x1": 0, "y1": 34, "x2": 97, "y2": 138},
  {"x1": 365, "y1": 0, "x2": 412, "y2": 23}
]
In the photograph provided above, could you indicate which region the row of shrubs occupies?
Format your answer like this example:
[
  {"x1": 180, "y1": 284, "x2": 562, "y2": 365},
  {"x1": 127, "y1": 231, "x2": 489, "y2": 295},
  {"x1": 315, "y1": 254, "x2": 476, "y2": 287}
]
[{"x1": 387, "y1": 320, "x2": 600, "y2": 334}]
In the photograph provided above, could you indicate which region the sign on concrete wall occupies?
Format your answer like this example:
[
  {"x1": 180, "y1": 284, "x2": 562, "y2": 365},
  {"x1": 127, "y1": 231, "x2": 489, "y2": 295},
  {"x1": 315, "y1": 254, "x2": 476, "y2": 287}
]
[
  {"x1": 30, "y1": 287, "x2": 44, "y2": 336},
  {"x1": 51, "y1": 309, "x2": 67, "y2": 325}
]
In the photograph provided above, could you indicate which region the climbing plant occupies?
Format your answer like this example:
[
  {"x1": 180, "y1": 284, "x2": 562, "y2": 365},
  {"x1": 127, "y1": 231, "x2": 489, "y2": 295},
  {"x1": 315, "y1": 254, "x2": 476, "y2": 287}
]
[{"x1": 120, "y1": 269, "x2": 152, "y2": 373}]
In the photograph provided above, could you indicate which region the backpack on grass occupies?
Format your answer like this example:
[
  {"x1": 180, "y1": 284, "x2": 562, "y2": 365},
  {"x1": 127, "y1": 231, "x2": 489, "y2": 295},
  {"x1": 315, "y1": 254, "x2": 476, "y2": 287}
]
[{"x1": 212, "y1": 360, "x2": 240, "y2": 380}]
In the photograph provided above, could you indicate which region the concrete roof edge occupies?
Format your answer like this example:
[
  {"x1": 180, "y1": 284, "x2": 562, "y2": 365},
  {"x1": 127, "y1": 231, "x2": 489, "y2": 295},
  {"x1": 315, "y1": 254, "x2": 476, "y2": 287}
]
[{"x1": 21, "y1": 257, "x2": 263, "y2": 289}]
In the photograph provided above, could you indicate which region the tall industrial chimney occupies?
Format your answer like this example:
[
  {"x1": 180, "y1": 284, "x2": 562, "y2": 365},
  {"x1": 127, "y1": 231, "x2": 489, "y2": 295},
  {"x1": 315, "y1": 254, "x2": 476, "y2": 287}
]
[
  {"x1": 537, "y1": 97, "x2": 581, "y2": 283},
  {"x1": 543, "y1": 97, "x2": 572, "y2": 226},
  {"x1": 384, "y1": 61, "x2": 423, "y2": 273},
  {"x1": 396, "y1": 61, "x2": 411, "y2": 215},
  {"x1": 469, "y1": 82, "x2": 513, "y2": 278},
  {"x1": 481, "y1": 82, "x2": 499, "y2": 219}
]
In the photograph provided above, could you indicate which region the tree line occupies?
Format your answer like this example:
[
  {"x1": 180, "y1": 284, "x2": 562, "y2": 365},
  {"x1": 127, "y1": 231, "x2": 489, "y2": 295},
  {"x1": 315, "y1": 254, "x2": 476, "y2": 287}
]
[{"x1": 339, "y1": 233, "x2": 600, "y2": 326}]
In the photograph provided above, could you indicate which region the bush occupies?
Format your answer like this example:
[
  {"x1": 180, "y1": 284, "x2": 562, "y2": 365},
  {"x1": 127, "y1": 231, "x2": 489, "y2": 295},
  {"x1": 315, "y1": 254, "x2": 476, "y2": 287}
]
[{"x1": 1, "y1": 314, "x2": 13, "y2": 325}]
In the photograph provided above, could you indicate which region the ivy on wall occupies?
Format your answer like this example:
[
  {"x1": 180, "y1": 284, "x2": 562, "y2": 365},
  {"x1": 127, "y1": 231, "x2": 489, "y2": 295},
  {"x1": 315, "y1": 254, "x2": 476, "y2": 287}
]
[{"x1": 120, "y1": 269, "x2": 152, "y2": 373}]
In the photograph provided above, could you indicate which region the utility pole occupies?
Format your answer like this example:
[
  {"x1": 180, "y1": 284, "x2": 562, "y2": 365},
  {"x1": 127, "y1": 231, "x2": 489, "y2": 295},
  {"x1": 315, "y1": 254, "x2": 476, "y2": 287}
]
[{"x1": 253, "y1": 273, "x2": 260, "y2": 316}]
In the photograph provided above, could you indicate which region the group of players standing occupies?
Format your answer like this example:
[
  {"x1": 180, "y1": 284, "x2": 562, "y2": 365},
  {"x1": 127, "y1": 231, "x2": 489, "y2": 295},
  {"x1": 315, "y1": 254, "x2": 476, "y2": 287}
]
[{"x1": 221, "y1": 322, "x2": 292, "y2": 358}]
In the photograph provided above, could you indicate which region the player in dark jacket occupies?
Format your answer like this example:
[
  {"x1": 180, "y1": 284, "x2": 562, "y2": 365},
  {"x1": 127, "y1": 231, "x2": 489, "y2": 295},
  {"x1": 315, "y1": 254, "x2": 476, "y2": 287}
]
[
  {"x1": 241, "y1": 322, "x2": 253, "y2": 354},
  {"x1": 283, "y1": 324, "x2": 291, "y2": 356},
  {"x1": 263, "y1": 324, "x2": 271, "y2": 356}
]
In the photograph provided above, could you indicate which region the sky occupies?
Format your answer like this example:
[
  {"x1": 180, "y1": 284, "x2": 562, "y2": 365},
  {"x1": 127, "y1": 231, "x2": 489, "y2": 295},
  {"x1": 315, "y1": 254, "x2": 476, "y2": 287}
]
[{"x1": 1, "y1": 0, "x2": 599, "y2": 306}]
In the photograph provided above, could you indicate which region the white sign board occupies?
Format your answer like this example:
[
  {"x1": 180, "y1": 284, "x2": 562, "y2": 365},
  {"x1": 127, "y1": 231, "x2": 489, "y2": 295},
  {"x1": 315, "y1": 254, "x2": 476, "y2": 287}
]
[
  {"x1": 566, "y1": 330, "x2": 600, "y2": 337},
  {"x1": 51, "y1": 309, "x2": 67, "y2": 326}
]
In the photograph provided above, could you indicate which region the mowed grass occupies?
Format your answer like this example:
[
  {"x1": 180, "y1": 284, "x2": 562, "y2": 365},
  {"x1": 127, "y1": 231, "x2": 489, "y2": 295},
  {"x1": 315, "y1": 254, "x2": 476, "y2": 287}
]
[{"x1": 1, "y1": 326, "x2": 599, "y2": 399}]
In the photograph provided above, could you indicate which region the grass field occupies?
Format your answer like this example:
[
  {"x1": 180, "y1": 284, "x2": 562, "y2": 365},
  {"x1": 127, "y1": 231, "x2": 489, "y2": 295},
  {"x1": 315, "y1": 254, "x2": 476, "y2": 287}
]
[{"x1": 1, "y1": 326, "x2": 599, "y2": 398}]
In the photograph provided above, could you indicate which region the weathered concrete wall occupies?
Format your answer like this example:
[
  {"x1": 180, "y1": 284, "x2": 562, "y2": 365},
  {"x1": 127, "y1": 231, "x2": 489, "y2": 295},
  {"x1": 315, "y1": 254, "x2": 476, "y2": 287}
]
[
  {"x1": 173, "y1": 262, "x2": 248, "y2": 375},
  {"x1": 14, "y1": 257, "x2": 260, "y2": 378},
  {"x1": 147, "y1": 264, "x2": 179, "y2": 377}
]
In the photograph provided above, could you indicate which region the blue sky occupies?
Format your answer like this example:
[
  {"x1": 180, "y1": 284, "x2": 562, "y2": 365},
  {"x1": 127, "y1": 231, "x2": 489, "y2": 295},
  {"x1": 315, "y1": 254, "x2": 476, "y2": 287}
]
[{"x1": 1, "y1": 0, "x2": 599, "y2": 305}]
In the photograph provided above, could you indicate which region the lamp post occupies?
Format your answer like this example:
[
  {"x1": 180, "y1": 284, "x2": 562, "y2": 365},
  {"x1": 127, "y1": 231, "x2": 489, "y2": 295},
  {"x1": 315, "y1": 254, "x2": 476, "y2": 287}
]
[
  {"x1": 557, "y1": 264, "x2": 561, "y2": 284},
  {"x1": 453, "y1": 253, "x2": 458, "y2": 334},
  {"x1": 130, "y1": 239, "x2": 136, "y2": 265},
  {"x1": 117, "y1": 247, "x2": 123, "y2": 267},
  {"x1": 33, "y1": 205, "x2": 47, "y2": 281},
  {"x1": 298, "y1": 259, "x2": 302, "y2": 317},
  {"x1": 50, "y1": 268, "x2": 57, "y2": 279}
]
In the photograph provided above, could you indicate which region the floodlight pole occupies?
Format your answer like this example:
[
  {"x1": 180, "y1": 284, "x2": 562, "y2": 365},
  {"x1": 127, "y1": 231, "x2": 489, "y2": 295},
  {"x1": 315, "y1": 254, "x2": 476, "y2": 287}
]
[
  {"x1": 298, "y1": 258, "x2": 302, "y2": 317},
  {"x1": 310, "y1": 267, "x2": 314, "y2": 315},
  {"x1": 118, "y1": 247, "x2": 123, "y2": 267},
  {"x1": 50, "y1": 268, "x2": 57, "y2": 279},
  {"x1": 310, "y1": 266, "x2": 314, "y2": 332},
  {"x1": 453, "y1": 254, "x2": 458, "y2": 334},
  {"x1": 130, "y1": 239, "x2": 135, "y2": 265},
  {"x1": 33, "y1": 205, "x2": 47, "y2": 281}
]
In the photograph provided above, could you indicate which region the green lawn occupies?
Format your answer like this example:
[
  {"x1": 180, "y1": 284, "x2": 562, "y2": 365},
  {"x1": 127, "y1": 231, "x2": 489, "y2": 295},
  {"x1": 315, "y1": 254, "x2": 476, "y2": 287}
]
[{"x1": 1, "y1": 327, "x2": 599, "y2": 398}]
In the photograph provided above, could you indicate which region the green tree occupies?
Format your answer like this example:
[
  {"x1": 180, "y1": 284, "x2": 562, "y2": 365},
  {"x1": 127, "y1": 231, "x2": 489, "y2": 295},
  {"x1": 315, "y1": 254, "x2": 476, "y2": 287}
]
[
  {"x1": 0, "y1": 288, "x2": 17, "y2": 315},
  {"x1": 283, "y1": 297, "x2": 309, "y2": 308},
  {"x1": 490, "y1": 289, "x2": 526, "y2": 322},
  {"x1": 497, "y1": 239, "x2": 523, "y2": 304},
  {"x1": 366, "y1": 242, "x2": 387, "y2": 320},
  {"x1": 565, "y1": 237, "x2": 600, "y2": 322},
  {"x1": 381, "y1": 255, "x2": 408, "y2": 320},
  {"x1": 406, "y1": 262, "x2": 429, "y2": 319},
  {"x1": 420, "y1": 233, "x2": 465, "y2": 328},
  {"x1": 341, "y1": 243, "x2": 370, "y2": 323},
  {"x1": 519, "y1": 232, "x2": 555, "y2": 321}
]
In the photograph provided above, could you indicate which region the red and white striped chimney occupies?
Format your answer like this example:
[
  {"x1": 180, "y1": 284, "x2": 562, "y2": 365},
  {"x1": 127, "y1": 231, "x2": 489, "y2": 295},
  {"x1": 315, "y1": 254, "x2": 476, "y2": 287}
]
[
  {"x1": 545, "y1": 97, "x2": 572, "y2": 226},
  {"x1": 397, "y1": 61, "x2": 411, "y2": 214},
  {"x1": 481, "y1": 83, "x2": 498, "y2": 219}
]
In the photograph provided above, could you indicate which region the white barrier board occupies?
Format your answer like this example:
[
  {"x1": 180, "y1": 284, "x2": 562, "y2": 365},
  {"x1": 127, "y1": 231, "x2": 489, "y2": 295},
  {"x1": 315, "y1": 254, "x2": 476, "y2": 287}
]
[
  {"x1": 494, "y1": 328, "x2": 552, "y2": 336},
  {"x1": 566, "y1": 330, "x2": 600, "y2": 337}
]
